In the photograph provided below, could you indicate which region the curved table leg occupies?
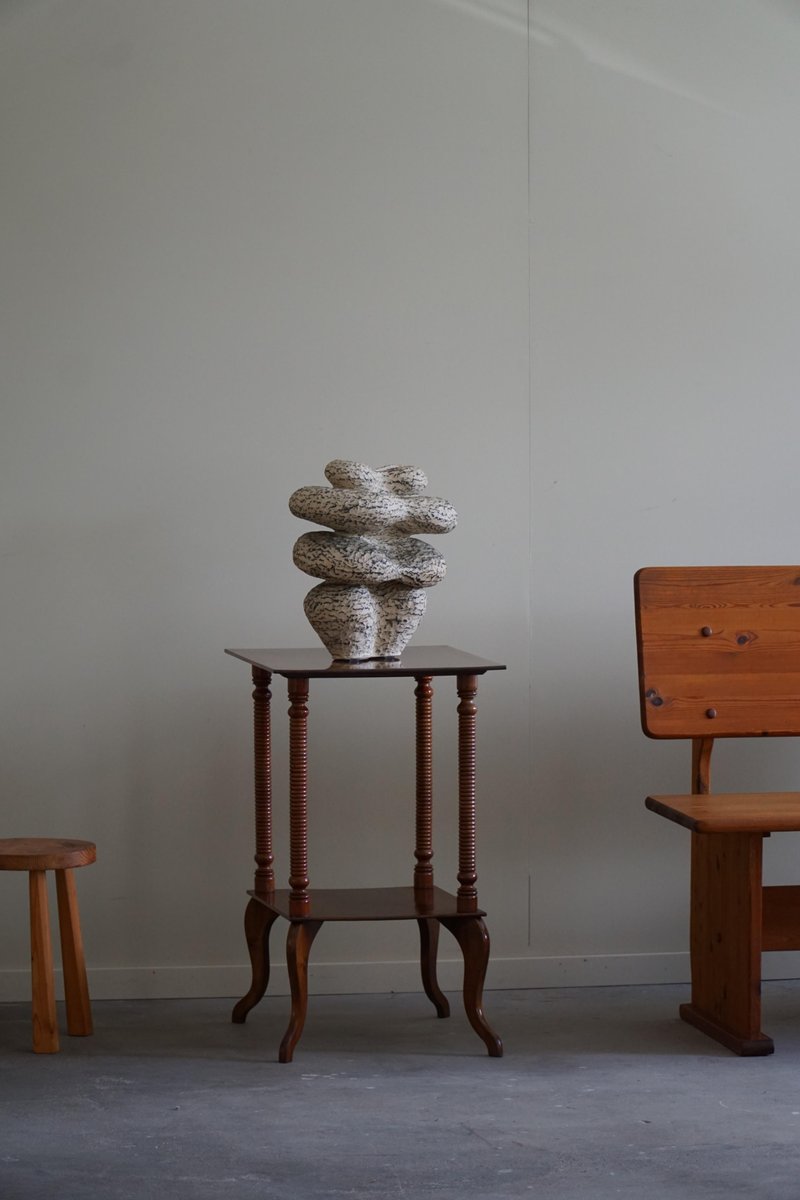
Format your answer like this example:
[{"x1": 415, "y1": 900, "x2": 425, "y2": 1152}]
[
  {"x1": 417, "y1": 918, "x2": 450, "y2": 1018},
  {"x1": 440, "y1": 915, "x2": 503, "y2": 1057},
  {"x1": 232, "y1": 898, "x2": 279, "y2": 1024},
  {"x1": 279, "y1": 919, "x2": 323, "y2": 1063}
]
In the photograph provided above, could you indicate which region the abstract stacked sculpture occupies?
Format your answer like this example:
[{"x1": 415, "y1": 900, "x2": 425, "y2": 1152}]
[{"x1": 289, "y1": 459, "x2": 457, "y2": 661}]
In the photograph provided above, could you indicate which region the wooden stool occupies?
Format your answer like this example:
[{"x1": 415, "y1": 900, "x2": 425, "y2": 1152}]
[{"x1": 0, "y1": 839, "x2": 95, "y2": 1053}]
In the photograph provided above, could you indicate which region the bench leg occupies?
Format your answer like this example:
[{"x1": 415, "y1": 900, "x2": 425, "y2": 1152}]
[
  {"x1": 56, "y1": 868, "x2": 93, "y2": 1037},
  {"x1": 681, "y1": 831, "x2": 773, "y2": 1056},
  {"x1": 29, "y1": 870, "x2": 59, "y2": 1053}
]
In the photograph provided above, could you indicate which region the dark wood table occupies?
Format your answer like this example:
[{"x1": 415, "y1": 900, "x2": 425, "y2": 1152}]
[{"x1": 225, "y1": 645, "x2": 506, "y2": 1061}]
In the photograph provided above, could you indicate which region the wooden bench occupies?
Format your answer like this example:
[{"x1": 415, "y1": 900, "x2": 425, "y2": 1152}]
[{"x1": 635, "y1": 566, "x2": 800, "y2": 1056}]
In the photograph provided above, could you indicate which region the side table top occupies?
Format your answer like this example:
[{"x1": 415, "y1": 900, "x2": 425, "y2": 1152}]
[{"x1": 225, "y1": 645, "x2": 506, "y2": 678}]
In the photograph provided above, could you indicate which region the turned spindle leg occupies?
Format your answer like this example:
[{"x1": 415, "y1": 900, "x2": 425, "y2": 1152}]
[
  {"x1": 288, "y1": 677, "x2": 311, "y2": 918},
  {"x1": 252, "y1": 668, "x2": 275, "y2": 895},
  {"x1": 456, "y1": 674, "x2": 479, "y2": 913},
  {"x1": 413, "y1": 675, "x2": 448, "y2": 1016},
  {"x1": 414, "y1": 675, "x2": 434, "y2": 896}
]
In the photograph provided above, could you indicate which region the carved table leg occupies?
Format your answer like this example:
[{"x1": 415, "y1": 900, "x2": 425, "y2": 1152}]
[
  {"x1": 280, "y1": 919, "x2": 323, "y2": 1063},
  {"x1": 440, "y1": 915, "x2": 503, "y2": 1057},
  {"x1": 418, "y1": 917, "x2": 450, "y2": 1018},
  {"x1": 232, "y1": 898, "x2": 279, "y2": 1024}
]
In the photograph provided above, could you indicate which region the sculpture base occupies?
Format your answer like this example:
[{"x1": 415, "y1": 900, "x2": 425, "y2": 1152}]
[
  {"x1": 333, "y1": 655, "x2": 402, "y2": 663},
  {"x1": 304, "y1": 582, "x2": 426, "y2": 661}
]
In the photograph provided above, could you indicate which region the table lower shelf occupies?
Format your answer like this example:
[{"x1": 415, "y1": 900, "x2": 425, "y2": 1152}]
[
  {"x1": 235, "y1": 885, "x2": 501, "y2": 1060},
  {"x1": 248, "y1": 885, "x2": 484, "y2": 922}
]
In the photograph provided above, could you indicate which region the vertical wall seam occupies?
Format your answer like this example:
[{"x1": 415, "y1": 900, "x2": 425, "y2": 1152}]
[{"x1": 527, "y1": 0, "x2": 534, "y2": 950}]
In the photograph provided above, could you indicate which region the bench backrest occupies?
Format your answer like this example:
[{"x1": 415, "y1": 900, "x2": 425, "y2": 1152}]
[{"x1": 635, "y1": 566, "x2": 800, "y2": 739}]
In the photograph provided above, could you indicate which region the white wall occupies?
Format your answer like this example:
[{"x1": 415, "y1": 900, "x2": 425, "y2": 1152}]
[
  {"x1": 2, "y1": 0, "x2": 800, "y2": 1003},
  {"x1": 0, "y1": 0, "x2": 530, "y2": 1000},
  {"x1": 530, "y1": 0, "x2": 800, "y2": 981}
]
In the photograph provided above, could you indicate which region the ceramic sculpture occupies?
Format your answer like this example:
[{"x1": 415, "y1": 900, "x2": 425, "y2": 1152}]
[{"x1": 289, "y1": 459, "x2": 457, "y2": 661}]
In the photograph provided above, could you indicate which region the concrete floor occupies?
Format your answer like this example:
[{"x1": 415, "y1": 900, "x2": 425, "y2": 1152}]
[{"x1": 3, "y1": 983, "x2": 800, "y2": 1199}]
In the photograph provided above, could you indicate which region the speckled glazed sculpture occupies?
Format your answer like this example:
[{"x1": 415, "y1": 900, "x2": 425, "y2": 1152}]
[{"x1": 289, "y1": 459, "x2": 457, "y2": 661}]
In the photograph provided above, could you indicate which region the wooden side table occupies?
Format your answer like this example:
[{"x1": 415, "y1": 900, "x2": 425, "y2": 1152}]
[{"x1": 225, "y1": 645, "x2": 505, "y2": 1062}]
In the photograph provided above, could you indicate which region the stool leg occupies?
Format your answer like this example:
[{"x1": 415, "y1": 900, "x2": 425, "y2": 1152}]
[
  {"x1": 29, "y1": 870, "x2": 58, "y2": 1053},
  {"x1": 55, "y1": 868, "x2": 93, "y2": 1037}
]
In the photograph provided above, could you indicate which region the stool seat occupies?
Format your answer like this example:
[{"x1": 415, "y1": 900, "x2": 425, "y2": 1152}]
[
  {"x1": 0, "y1": 839, "x2": 96, "y2": 872},
  {"x1": 1, "y1": 837, "x2": 95, "y2": 1053}
]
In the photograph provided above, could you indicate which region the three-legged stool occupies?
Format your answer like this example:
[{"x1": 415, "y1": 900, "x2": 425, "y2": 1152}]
[{"x1": 0, "y1": 838, "x2": 95, "y2": 1053}]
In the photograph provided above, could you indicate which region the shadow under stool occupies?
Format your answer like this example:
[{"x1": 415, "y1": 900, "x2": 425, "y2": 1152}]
[{"x1": 0, "y1": 838, "x2": 95, "y2": 1053}]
